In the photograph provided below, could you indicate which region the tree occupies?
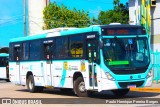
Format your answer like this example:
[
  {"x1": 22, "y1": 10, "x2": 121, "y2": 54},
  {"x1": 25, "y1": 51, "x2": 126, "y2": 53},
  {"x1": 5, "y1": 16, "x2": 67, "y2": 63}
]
[
  {"x1": 43, "y1": 2, "x2": 91, "y2": 29},
  {"x1": 98, "y1": 0, "x2": 129, "y2": 24}
]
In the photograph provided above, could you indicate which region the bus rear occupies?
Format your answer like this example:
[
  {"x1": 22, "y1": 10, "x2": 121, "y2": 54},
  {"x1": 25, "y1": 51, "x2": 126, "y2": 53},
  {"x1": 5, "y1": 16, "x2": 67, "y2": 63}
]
[
  {"x1": 0, "y1": 53, "x2": 9, "y2": 81},
  {"x1": 98, "y1": 25, "x2": 152, "y2": 96}
]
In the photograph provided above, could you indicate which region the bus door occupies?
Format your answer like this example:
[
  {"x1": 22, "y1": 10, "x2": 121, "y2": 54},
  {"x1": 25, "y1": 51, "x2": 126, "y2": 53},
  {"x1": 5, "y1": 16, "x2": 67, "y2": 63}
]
[
  {"x1": 87, "y1": 39, "x2": 98, "y2": 89},
  {"x1": 43, "y1": 41, "x2": 54, "y2": 86},
  {"x1": 14, "y1": 45, "x2": 21, "y2": 84}
]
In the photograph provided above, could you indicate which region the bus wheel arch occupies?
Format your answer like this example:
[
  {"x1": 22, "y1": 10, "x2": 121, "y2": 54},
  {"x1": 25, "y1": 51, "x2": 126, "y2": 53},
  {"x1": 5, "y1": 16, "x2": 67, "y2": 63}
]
[
  {"x1": 26, "y1": 71, "x2": 33, "y2": 81},
  {"x1": 26, "y1": 71, "x2": 43, "y2": 93},
  {"x1": 73, "y1": 72, "x2": 88, "y2": 97}
]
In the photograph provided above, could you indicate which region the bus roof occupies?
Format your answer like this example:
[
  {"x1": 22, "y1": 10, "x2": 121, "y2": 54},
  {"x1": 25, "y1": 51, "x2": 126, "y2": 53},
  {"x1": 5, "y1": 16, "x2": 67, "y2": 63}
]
[
  {"x1": 0, "y1": 53, "x2": 9, "y2": 57},
  {"x1": 10, "y1": 26, "x2": 100, "y2": 43},
  {"x1": 9, "y1": 24, "x2": 144, "y2": 43}
]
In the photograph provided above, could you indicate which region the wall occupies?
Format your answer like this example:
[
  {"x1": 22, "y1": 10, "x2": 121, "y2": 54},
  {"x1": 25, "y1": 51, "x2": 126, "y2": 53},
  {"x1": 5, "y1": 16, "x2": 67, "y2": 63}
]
[
  {"x1": 28, "y1": 0, "x2": 49, "y2": 35},
  {"x1": 129, "y1": 0, "x2": 160, "y2": 51}
]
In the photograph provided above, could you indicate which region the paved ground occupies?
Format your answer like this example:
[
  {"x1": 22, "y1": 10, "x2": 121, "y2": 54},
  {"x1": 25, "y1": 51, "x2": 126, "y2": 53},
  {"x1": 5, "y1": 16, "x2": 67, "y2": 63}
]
[{"x1": 0, "y1": 80, "x2": 160, "y2": 107}]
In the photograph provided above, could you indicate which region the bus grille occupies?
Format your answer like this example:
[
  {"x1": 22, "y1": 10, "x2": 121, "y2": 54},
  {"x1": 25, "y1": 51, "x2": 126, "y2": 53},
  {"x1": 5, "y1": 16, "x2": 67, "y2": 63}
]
[
  {"x1": 118, "y1": 81, "x2": 144, "y2": 88},
  {"x1": 112, "y1": 69, "x2": 146, "y2": 75}
]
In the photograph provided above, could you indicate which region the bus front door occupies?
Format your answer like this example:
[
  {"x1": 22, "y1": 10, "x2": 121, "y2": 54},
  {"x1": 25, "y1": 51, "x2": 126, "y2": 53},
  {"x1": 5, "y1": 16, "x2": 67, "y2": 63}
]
[
  {"x1": 87, "y1": 39, "x2": 98, "y2": 90},
  {"x1": 14, "y1": 46, "x2": 21, "y2": 85},
  {"x1": 44, "y1": 43, "x2": 53, "y2": 86}
]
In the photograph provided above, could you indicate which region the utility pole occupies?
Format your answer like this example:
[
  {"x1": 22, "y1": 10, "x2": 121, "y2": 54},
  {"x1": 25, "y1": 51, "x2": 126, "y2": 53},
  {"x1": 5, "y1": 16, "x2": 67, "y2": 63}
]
[{"x1": 24, "y1": 0, "x2": 26, "y2": 36}]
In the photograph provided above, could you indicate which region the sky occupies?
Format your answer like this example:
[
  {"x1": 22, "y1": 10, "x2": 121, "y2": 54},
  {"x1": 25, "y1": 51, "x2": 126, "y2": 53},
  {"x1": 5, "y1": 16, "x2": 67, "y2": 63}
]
[{"x1": 0, "y1": 0, "x2": 128, "y2": 47}]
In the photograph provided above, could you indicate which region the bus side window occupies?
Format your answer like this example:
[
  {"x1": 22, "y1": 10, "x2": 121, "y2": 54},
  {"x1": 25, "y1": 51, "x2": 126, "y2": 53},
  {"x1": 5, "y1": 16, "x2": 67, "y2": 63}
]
[
  {"x1": 14, "y1": 47, "x2": 20, "y2": 61},
  {"x1": 45, "y1": 45, "x2": 50, "y2": 59},
  {"x1": 69, "y1": 35, "x2": 83, "y2": 58},
  {"x1": 44, "y1": 44, "x2": 53, "y2": 60}
]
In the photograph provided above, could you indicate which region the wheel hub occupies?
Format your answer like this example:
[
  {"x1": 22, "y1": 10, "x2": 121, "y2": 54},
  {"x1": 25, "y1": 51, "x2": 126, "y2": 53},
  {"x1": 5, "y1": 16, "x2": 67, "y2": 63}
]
[
  {"x1": 29, "y1": 79, "x2": 33, "y2": 90},
  {"x1": 79, "y1": 82, "x2": 86, "y2": 92}
]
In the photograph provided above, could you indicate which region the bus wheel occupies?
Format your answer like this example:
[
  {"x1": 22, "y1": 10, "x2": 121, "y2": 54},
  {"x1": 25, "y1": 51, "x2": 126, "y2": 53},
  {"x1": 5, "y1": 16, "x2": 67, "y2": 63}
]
[
  {"x1": 74, "y1": 77, "x2": 88, "y2": 97},
  {"x1": 111, "y1": 89, "x2": 130, "y2": 97},
  {"x1": 27, "y1": 75, "x2": 38, "y2": 93},
  {"x1": 6, "y1": 79, "x2": 10, "y2": 82}
]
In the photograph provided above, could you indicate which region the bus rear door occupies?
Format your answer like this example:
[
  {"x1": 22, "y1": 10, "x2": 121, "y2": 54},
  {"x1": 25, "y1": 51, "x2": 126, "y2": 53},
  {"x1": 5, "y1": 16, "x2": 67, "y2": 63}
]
[{"x1": 14, "y1": 45, "x2": 21, "y2": 84}]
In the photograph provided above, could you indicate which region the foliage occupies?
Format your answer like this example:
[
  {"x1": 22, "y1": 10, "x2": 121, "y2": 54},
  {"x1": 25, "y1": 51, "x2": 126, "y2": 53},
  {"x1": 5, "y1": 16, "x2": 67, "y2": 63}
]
[
  {"x1": 43, "y1": 2, "x2": 91, "y2": 29},
  {"x1": 98, "y1": 0, "x2": 129, "y2": 24}
]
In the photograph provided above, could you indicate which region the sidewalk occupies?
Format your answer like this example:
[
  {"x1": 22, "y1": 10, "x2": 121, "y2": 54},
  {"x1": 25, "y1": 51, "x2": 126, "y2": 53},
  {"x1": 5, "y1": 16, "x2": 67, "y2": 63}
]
[{"x1": 130, "y1": 81, "x2": 160, "y2": 93}]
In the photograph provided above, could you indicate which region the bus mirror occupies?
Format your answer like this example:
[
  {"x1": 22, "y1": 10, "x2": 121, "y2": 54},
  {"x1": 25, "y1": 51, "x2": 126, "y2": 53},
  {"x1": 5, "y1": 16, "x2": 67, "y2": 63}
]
[{"x1": 99, "y1": 40, "x2": 103, "y2": 49}]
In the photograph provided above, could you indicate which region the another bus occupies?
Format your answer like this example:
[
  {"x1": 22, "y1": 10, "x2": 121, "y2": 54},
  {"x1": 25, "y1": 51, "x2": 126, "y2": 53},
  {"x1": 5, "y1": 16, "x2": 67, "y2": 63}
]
[
  {"x1": 9, "y1": 25, "x2": 152, "y2": 97},
  {"x1": 0, "y1": 53, "x2": 9, "y2": 82}
]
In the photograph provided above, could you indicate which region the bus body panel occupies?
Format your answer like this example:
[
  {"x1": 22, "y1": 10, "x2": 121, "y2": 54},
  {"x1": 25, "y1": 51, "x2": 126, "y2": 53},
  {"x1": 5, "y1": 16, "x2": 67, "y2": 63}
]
[
  {"x1": 0, "y1": 53, "x2": 9, "y2": 80},
  {"x1": 0, "y1": 67, "x2": 7, "y2": 79}
]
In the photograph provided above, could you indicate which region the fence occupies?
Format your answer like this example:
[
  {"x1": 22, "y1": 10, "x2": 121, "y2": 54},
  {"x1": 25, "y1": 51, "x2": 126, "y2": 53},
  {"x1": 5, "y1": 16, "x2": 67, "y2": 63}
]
[{"x1": 151, "y1": 50, "x2": 160, "y2": 84}]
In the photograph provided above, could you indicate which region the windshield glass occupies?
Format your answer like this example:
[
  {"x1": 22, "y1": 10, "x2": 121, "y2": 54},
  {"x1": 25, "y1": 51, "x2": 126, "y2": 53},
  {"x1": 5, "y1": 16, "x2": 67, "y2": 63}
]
[
  {"x1": 0, "y1": 57, "x2": 8, "y2": 67},
  {"x1": 103, "y1": 37, "x2": 150, "y2": 69}
]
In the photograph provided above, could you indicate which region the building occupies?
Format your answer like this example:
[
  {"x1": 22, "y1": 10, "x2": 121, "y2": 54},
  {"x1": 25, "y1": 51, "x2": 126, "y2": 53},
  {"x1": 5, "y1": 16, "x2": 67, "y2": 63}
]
[
  {"x1": 129, "y1": 0, "x2": 160, "y2": 51},
  {"x1": 28, "y1": 0, "x2": 49, "y2": 35}
]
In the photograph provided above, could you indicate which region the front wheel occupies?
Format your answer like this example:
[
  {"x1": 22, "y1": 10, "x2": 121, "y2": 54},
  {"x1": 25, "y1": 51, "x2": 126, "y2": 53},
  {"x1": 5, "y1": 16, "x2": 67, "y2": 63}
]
[
  {"x1": 74, "y1": 77, "x2": 88, "y2": 97},
  {"x1": 111, "y1": 89, "x2": 130, "y2": 97}
]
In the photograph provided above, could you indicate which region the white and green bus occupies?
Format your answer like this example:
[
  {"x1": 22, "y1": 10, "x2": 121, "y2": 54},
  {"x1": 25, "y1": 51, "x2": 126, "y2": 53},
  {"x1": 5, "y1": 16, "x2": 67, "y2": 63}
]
[
  {"x1": 0, "y1": 53, "x2": 9, "y2": 82},
  {"x1": 9, "y1": 25, "x2": 152, "y2": 97}
]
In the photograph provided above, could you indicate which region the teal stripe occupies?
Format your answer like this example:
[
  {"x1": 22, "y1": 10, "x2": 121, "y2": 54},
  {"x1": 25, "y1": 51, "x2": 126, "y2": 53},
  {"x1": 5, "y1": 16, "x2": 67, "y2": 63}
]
[
  {"x1": 60, "y1": 69, "x2": 67, "y2": 87},
  {"x1": 10, "y1": 33, "x2": 47, "y2": 42}
]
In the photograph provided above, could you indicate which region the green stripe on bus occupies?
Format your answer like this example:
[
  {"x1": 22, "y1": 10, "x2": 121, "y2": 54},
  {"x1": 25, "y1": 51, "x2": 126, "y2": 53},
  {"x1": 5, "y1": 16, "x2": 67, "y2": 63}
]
[{"x1": 108, "y1": 61, "x2": 129, "y2": 65}]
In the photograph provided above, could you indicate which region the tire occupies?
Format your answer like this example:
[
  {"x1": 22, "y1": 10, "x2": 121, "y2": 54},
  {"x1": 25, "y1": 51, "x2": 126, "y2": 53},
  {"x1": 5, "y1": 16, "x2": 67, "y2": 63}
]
[
  {"x1": 27, "y1": 75, "x2": 39, "y2": 93},
  {"x1": 6, "y1": 79, "x2": 10, "y2": 82},
  {"x1": 74, "y1": 77, "x2": 88, "y2": 97},
  {"x1": 111, "y1": 89, "x2": 130, "y2": 97}
]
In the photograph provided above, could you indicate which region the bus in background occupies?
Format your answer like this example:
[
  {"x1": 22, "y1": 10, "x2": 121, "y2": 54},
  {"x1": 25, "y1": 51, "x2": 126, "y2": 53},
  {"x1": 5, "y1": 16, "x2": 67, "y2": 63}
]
[
  {"x1": 9, "y1": 25, "x2": 152, "y2": 97},
  {"x1": 0, "y1": 53, "x2": 9, "y2": 82}
]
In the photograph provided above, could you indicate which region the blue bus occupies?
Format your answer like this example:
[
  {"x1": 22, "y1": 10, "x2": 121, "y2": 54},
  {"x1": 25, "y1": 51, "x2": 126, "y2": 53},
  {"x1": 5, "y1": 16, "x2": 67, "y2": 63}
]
[{"x1": 9, "y1": 25, "x2": 152, "y2": 97}]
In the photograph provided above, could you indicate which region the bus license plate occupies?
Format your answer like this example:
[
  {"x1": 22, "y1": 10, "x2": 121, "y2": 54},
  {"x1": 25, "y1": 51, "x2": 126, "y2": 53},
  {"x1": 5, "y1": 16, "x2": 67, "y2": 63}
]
[{"x1": 127, "y1": 85, "x2": 136, "y2": 88}]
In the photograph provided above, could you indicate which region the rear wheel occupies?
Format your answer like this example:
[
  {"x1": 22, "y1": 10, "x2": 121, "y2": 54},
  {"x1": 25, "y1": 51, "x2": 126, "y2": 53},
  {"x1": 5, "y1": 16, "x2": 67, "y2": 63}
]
[
  {"x1": 5, "y1": 79, "x2": 10, "y2": 82},
  {"x1": 27, "y1": 75, "x2": 43, "y2": 93},
  {"x1": 74, "y1": 77, "x2": 88, "y2": 97},
  {"x1": 111, "y1": 89, "x2": 130, "y2": 97}
]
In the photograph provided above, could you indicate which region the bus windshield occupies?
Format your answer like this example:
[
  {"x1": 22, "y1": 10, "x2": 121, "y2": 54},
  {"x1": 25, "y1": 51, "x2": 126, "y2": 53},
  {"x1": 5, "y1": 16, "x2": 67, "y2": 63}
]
[
  {"x1": 0, "y1": 57, "x2": 8, "y2": 67},
  {"x1": 103, "y1": 37, "x2": 150, "y2": 69}
]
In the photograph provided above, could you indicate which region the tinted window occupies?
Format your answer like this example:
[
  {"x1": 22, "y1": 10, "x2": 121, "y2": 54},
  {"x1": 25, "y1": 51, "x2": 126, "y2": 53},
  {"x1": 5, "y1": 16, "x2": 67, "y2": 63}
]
[
  {"x1": 0, "y1": 57, "x2": 8, "y2": 67},
  {"x1": 29, "y1": 40, "x2": 42, "y2": 60},
  {"x1": 69, "y1": 35, "x2": 83, "y2": 58},
  {"x1": 22, "y1": 43, "x2": 29, "y2": 60},
  {"x1": 55, "y1": 37, "x2": 68, "y2": 58}
]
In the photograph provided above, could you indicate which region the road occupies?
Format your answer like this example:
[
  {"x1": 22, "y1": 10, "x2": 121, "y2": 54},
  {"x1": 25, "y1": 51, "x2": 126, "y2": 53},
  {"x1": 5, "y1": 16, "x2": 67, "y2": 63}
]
[{"x1": 0, "y1": 80, "x2": 160, "y2": 107}]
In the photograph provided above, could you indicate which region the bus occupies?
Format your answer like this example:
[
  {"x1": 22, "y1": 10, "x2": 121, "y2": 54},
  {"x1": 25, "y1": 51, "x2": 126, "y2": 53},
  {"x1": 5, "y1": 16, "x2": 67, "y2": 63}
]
[
  {"x1": 9, "y1": 25, "x2": 152, "y2": 97},
  {"x1": 0, "y1": 53, "x2": 9, "y2": 82}
]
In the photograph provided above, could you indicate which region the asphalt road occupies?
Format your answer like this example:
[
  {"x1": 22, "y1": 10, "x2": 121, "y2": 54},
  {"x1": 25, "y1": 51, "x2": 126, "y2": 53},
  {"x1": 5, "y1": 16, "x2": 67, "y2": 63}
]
[{"x1": 0, "y1": 80, "x2": 160, "y2": 107}]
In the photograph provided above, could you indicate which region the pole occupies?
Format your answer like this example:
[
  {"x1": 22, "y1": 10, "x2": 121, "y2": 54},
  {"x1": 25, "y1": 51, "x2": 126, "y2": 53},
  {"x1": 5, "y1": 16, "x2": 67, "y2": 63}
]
[{"x1": 24, "y1": 0, "x2": 26, "y2": 36}]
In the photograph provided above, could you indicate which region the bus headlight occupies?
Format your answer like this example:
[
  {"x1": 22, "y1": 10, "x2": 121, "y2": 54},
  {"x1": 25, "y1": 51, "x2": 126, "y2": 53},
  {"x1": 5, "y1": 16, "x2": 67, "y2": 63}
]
[
  {"x1": 105, "y1": 72, "x2": 115, "y2": 81},
  {"x1": 146, "y1": 71, "x2": 152, "y2": 78}
]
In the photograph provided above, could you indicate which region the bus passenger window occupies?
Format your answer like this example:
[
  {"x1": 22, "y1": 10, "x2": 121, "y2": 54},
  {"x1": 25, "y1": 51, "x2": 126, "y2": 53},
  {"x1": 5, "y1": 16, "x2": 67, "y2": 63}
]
[
  {"x1": 55, "y1": 37, "x2": 68, "y2": 58},
  {"x1": 69, "y1": 35, "x2": 83, "y2": 58}
]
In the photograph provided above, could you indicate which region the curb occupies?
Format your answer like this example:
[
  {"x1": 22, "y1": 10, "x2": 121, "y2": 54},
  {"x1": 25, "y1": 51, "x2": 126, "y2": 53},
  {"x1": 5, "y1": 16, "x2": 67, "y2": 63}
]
[{"x1": 130, "y1": 88, "x2": 160, "y2": 93}]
